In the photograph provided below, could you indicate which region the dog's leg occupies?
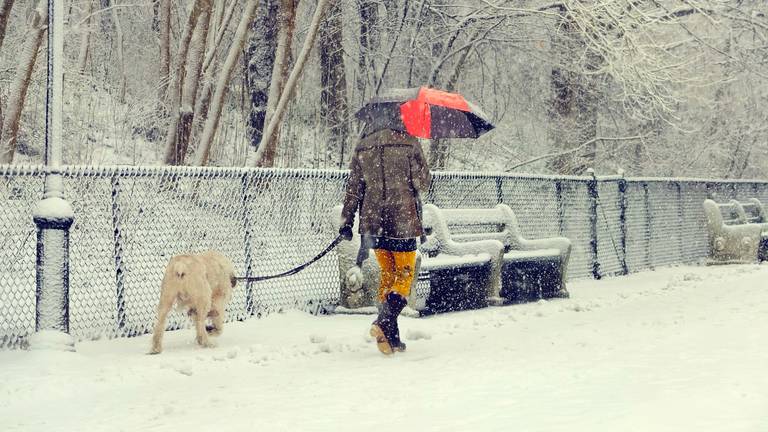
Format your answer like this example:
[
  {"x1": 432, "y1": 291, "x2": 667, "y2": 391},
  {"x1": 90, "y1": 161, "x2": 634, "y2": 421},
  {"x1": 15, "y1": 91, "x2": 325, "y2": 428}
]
[
  {"x1": 150, "y1": 293, "x2": 174, "y2": 354},
  {"x1": 206, "y1": 298, "x2": 226, "y2": 336},
  {"x1": 193, "y1": 299, "x2": 214, "y2": 348}
]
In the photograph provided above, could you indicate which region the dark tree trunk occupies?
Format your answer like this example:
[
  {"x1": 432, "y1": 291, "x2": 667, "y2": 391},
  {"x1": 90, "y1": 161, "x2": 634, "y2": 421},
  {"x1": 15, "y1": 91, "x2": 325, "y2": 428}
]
[
  {"x1": 319, "y1": 0, "x2": 349, "y2": 168},
  {"x1": 151, "y1": 0, "x2": 159, "y2": 32},
  {"x1": 406, "y1": 1, "x2": 428, "y2": 87},
  {"x1": 546, "y1": 7, "x2": 600, "y2": 176},
  {"x1": 256, "y1": 0, "x2": 296, "y2": 167},
  {"x1": 0, "y1": 0, "x2": 15, "y2": 52},
  {"x1": 99, "y1": 0, "x2": 112, "y2": 33},
  {"x1": 246, "y1": 0, "x2": 279, "y2": 149},
  {"x1": 0, "y1": 2, "x2": 46, "y2": 164},
  {"x1": 255, "y1": 0, "x2": 328, "y2": 168},
  {"x1": 357, "y1": 0, "x2": 378, "y2": 101},
  {"x1": 157, "y1": 0, "x2": 171, "y2": 100},
  {"x1": 173, "y1": 112, "x2": 194, "y2": 165},
  {"x1": 161, "y1": 0, "x2": 213, "y2": 165},
  {"x1": 171, "y1": 3, "x2": 211, "y2": 164}
]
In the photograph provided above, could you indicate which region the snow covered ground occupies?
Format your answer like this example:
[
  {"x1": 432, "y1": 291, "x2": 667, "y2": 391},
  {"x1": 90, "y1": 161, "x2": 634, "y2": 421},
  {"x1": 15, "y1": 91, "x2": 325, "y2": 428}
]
[{"x1": 1, "y1": 264, "x2": 767, "y2": 432}]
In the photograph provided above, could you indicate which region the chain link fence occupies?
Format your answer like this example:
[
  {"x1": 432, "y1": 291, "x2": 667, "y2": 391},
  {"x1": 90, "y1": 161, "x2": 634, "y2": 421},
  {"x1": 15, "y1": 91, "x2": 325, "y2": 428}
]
[{"x1": 2, "y1": 165, "x2": 767, "y2": 348}]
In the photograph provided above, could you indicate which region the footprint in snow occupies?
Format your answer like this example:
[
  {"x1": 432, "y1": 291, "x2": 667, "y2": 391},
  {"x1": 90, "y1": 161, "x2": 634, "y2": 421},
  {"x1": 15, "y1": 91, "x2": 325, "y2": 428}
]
[
  {"x1": 406, "y1": 328, "x2": 432, "y2": 341},
  {"x1": 309, "y1": 334, "x2": 327, "y2": 344},
  {"x1": 176, "y1": 365, "x2": 193, "y2": 376}
]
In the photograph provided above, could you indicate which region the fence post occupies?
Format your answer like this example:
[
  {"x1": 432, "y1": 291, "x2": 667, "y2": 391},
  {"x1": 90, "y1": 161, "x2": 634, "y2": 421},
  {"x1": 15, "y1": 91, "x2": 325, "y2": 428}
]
[
  {"x1": 241, "y1": 172, "x2": 256, "y2": 317},
  {"x1": 111, "y1": 174, "x2": 127, "y2": 334},
  {"x1": 31, "y1": 178, "x2": 75, "y2": 351},
  {"x1": 586, "y1": 169, "x2": 601, "y2": 279},
  {"x1": 555, "y1": 180, "x2": 565, "y2": 236},
  {"x1": 676, "y1": 181, "x2": 685, "y2": 263},
  {"x1": 617, "y1": 175, "x2": 629, "y2": 275},
  {"x1": 643, "y1": 182, "x2": 652, "y2": 269}
]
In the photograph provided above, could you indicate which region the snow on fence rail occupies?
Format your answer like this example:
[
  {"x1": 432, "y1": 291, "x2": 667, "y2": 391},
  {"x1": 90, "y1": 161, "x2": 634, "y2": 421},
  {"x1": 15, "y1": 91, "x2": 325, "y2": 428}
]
[{"x1": 1, "y1": 165, "x2": 767, "y2": 348}]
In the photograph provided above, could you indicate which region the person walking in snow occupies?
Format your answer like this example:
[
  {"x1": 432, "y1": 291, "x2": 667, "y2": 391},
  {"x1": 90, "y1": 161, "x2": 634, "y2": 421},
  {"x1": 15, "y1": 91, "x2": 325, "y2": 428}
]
[{"x1": 338, "y1": 127, "x2": 431, "y2": 355}]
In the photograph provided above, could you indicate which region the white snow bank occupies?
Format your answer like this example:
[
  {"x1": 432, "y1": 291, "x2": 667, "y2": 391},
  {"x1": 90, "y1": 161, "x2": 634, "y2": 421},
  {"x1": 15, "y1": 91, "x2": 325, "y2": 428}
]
[
  {"x1": 1, "y1": 264, "x2": 767, "y2": 432},
  {"x1": 26, "y1": 330, "x2": 75, "y2": 352}
]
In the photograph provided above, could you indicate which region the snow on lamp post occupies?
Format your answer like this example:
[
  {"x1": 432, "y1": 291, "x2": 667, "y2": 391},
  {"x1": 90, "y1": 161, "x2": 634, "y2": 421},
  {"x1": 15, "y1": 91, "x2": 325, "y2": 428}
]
[{"x1": 29, "y1": 0, "x2": 75, "y2": 351}]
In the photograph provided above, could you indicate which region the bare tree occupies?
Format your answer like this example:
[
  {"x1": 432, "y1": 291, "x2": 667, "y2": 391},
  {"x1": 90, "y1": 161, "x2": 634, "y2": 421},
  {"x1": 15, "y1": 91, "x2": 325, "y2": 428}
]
[
  {"x1": 319, "y1": 0, "x2": 350, "y2": 168},
  {"x1": 76, "y1": 0, "x2": 93, "y2": 74},
  {"x1": 201, "y1": 0, "x2": 239, "y2": 76},
  {"x1": 546, "y1": 5, "x2": 600, "y2": 175},
  {"x1": 192, "y1": 0, "x2": 240, "y2": 136},
  {"x1": 253, "y1": 0, "x2": 297, "y2": 167},
  {"x1": 176, "y1": 3, "x2": 211, "y2": 154},
  {"x1": 427, "y1": 40, "x2": 476, "y2": 170},
  {"x1": 0, "y1": 93, "x2": 3, "y2": 151},
  {"x1": 162, "y1": 0, "x2": 213, "y2": 165},
  {"x1": 195, "y1": 0, "x2": 259, "y2": 166},
  {"x1": 0, "y1": 0, "x2": 15, "y2": 52},
  {"x1": 421, "y1": 6, "x2": 491, "y2": 170},
  {"x1": 246, "y1": 0, "x2": 279, "y2": 149},
  {"x1": 0, "y1": 1, "x2": 46, "y2": 164},
  {"x1": 356, "y1": 0, "x2": 379, "y2": 100},
  {"x1": 111, "y1": 2, "x2": 127, "y2": 103},
  {"x1": 98, "y1": 0, "x2": 112, "y2": 32},
  {"x1": 253, "y1": 0, "x2": 331, "y2": 167},
  {"x1": 157, "y1": 0, "x2": 171, "y2": 99}
]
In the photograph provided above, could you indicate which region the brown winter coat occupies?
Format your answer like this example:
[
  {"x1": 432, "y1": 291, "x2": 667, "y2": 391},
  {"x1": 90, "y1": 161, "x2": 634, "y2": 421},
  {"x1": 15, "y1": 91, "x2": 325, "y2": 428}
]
[{"x1": 340, "y1": 129, "x2": 431, "y2": 241}]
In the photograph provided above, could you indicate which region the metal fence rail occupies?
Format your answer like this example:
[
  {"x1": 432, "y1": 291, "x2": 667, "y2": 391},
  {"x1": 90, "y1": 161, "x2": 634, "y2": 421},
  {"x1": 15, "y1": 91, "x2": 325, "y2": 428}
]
[{"x1": 2, "y1": 165, "x2": 767, "y2": 348}]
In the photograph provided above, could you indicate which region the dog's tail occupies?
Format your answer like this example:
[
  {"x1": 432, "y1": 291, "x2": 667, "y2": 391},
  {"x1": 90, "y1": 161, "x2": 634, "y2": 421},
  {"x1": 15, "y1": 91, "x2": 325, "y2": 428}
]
[{"x1": 170, "y1": 259, "x2": 189, "y2": 279}]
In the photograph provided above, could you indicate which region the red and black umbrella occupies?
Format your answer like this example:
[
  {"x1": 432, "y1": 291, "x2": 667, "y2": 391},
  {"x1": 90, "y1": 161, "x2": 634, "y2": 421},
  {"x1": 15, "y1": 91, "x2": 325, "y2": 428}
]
[{"x1": 355, "y1": 87, "x2": 494, "y2": 139}]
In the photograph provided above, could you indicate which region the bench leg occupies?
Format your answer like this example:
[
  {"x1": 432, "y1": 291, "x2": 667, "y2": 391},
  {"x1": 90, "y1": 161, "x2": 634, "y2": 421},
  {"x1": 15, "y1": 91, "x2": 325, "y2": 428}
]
[
  {"x1": 486, "y1": 254, "x2": 504, "y2": 306},
  {"x1": 759, "y1": 236, "x2": 768, "y2": 262},
  {"x1": 500, "y1": 260, "x2": 567, "y2": 303}
]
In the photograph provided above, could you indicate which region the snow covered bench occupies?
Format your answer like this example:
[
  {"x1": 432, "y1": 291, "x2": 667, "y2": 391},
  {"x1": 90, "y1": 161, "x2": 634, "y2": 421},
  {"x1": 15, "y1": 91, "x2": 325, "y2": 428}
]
[
  {"x1": 415, "y1": 205, "x2": 501, "y2": 314},
  {"x1": 419, "y1": 204, "x2": 571, "y2": 310},
  {"x1": 703, "y1": 199, "x2": 768, "y2": 263}
]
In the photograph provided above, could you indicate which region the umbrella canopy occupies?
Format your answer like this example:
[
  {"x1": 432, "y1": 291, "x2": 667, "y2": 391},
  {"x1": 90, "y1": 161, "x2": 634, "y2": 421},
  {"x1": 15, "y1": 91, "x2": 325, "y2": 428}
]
[{"x1": 355, "y1": 87, "x2": 494, "y2": 139}]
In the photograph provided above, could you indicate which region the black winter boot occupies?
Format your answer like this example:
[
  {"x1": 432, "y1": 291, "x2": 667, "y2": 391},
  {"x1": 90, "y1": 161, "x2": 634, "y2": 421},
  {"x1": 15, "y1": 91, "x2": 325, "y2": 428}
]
[
  {"x1": 386, "y1": 292, "x2": 407, "y2": 352},
  {"x1": 370, "y1": 292, "x2": 408, "y2": 355},
  {"x1": 390, "y1": 317, "x2": 406, "y2": 352}
]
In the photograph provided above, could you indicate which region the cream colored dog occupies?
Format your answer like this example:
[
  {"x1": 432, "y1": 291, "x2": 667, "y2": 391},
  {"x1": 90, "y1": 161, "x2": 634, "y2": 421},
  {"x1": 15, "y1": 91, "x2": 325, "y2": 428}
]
[{"x1": 150, "y1": 250, "x2": 237, "y2": 354}]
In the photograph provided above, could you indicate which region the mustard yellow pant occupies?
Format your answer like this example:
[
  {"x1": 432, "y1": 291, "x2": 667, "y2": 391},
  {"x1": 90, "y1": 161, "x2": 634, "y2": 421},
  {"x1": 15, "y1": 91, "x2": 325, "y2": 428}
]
[{"x1": 374, "y1": 249, "x2": 417, "y2": 302}]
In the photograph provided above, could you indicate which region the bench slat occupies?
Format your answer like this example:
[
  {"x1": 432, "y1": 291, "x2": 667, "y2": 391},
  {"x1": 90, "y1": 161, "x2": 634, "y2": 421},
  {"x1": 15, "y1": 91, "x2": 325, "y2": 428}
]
[
  {"x1": 451, "y1": 232, "x2": 504, "y2": 243},
  {"x1": 503, "y1": 249, "x2": 561, "y2": 262},
  {"x1": 421, "y1": 253, "x2": 491, "y2": 271}
]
